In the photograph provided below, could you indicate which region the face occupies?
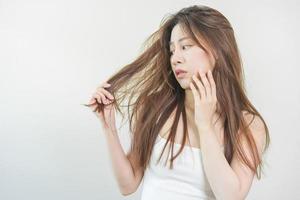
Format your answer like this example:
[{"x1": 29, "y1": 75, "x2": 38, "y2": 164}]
[{"x1": 169, "y1": 24, "x2": 216, "y2": 90}]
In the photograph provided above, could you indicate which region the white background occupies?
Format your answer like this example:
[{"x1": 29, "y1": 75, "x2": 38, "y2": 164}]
[{"x1": 0, "y1": 0, "x2": 299, "y2": 199}]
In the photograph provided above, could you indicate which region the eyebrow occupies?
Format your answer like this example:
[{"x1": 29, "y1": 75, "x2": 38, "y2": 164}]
[{"x1": 169, "y1": 37, "x2": 191, "y2": 47}]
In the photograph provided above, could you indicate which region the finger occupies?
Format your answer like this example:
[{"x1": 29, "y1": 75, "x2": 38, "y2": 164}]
[
  {"x1": 92, "y1": 93, "x2": 102, "y2": 104},
  {"x1": 98, "y1": 92, "x2": 113, "y2": 105},
  {"x1": 198, "y1": 70, "x2": 211, "y2": 100},
  {"x1": 98, "y1": 82, "x2": 111, "y2": 90},
  {"x1": 102, "y1": 82, "x2": 111, "y2": 88},
  {"x1": 189, "y1": 82, "x2": 200, "y2": 105},
  {"x1": 88, "y1": 98, "x2": 97, "y2": 104},
  {"x1": 207, "y1": 70, "x2": 217, "y2": 100},
  {"x1": 192, "y1": 74, "x2": 205, "y2": 99},
  {"x1": 97, "y1": 85, "x2": 109, "y2": 90},
  {"x1": 97, "y1": 92, "x2": 108, "y2": 104},
  {"x1": 99, "y1": 88, "x2": 114, "y2": 100}
]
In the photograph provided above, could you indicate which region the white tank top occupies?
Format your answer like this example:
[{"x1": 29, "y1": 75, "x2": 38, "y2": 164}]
[{"x1": 141, "y1": 134, "x2": 218, "y2": 200}]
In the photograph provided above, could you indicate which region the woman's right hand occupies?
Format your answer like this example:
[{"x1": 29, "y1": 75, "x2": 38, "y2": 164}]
[{"x1": 88, "y1": 82, "x2": 116, "y2": 132}]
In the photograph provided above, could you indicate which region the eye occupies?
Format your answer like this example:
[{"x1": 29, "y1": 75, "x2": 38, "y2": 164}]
[
  {"x1": 169, "y1": 45, "x2": 192, "y2": 56},
  {"x1": 182, "y1": 44, "x2": 192, "y2": 50}
]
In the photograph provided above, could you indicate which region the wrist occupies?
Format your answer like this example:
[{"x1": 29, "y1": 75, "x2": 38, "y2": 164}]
[{"x1": 104, "y1": 128, "x2": 118, "y2": 136}]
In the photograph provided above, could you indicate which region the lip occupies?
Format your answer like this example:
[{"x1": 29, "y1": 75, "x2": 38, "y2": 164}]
[
  {"x1": 175, "y1": 69, "x2": 187, "y2": 76},
  {"x1": 176, "y1": 72, "x2": 186, "y2": 78},
  {"x1": 175, "y1": 71, "x2": 187, "y2": 78}
]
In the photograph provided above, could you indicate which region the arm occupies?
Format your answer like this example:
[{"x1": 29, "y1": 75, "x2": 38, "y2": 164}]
[
  {"x1": 104, "y1": 129, "x2": 144, "y2": 196},
  {"x1": 90, "y1": 81, "x2": 144, "y2": 195},
  {"x1": 198, "y1": 114, "x2": 267, "y2": 200}
]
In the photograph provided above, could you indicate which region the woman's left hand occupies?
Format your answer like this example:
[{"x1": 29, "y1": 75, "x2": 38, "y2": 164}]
[{"x1": 190, "y1": 69, "x2": 218, "y2": 133}]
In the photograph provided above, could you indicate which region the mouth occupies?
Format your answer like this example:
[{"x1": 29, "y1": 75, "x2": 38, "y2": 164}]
[
  {"x1": 176, "y1": 71, "x2": 187, "y2": 78},
  {"x1": 175, "y1": 68, "x2": 187, "y2": 75}
]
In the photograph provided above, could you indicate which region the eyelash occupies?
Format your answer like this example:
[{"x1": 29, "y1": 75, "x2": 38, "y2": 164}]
[{"x1": 169, "y1": 45, "x2": 192, "y2": 55}]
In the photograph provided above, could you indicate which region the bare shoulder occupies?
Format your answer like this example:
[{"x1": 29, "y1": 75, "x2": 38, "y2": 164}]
[
  {"x1": 242, "y1": 110, "x2": 266, "y2": 132},
  {"x1": 241, "y1": 110, "x2": 267, "y2": 151}
]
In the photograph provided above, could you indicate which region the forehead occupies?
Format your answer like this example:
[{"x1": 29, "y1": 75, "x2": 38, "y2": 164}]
[
  {"x1": 169, "y1": 24, "x2": 191, "y2": 46},
  {"x1": 169, "y1": 23, "x2": 213, "y2": 53}
]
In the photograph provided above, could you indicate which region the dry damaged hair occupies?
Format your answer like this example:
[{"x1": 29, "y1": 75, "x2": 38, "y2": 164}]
[{"x1": 84, "y1": 5, "x2": 270, "y2": 180}]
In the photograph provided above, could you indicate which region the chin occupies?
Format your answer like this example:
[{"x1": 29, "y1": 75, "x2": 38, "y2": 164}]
[{"x1": 177, "y1": 79, "x2": 191, "y2": 90}]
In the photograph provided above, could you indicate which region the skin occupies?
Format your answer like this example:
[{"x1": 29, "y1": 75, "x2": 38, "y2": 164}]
[
  {"x1": 169, "y1": 24, "x2": 267, "y2": 200},
  {"x1": 88, "y1": 23, "x2": 267, "y2": 199},
  {"x1": 89, "y1": 82, "x2": 116, "y2": 131},
  {"x1": 169, "y1": 24, "x2": 219, "y2": 129}
]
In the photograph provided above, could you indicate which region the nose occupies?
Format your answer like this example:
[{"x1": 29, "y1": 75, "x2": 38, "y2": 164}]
[{"x1": 171, "y1": 49, "x2": 184, "y2": 66}]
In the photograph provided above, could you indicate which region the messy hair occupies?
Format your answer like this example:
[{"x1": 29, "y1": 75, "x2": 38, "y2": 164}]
[{"x1": 84, "y1": 5, "x2": 270, "y2": 180}]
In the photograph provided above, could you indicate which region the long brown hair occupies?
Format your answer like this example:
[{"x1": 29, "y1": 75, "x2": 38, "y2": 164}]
[{"x1": 84, "y1": 5, "x2": 270, "y2": 180}]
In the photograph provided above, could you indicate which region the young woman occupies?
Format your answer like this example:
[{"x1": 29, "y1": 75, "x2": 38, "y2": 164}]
[{"x1": 84, "y1": 5, "x2": 270, "y2": 200}]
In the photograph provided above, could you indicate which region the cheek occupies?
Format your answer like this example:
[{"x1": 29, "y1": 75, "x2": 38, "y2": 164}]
[{"x1": 188, "y1": 51, "x2": 212, "y2": 75}]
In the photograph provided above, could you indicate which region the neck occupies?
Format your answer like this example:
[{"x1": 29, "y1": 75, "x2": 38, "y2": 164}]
[{"x1": 184, "y1": 89, "x2": 194, "y2": 115}]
